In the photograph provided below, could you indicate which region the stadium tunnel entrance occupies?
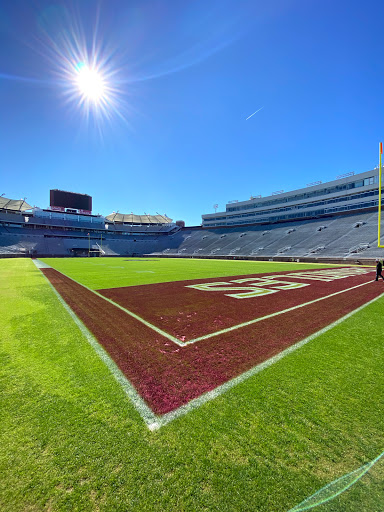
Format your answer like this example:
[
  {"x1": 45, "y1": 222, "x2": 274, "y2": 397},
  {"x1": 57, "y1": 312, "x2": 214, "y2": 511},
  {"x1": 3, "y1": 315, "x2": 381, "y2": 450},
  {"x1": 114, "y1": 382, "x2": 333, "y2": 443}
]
[{"x1": 70, "y1": 246, "x2": 101, "y2": 257}]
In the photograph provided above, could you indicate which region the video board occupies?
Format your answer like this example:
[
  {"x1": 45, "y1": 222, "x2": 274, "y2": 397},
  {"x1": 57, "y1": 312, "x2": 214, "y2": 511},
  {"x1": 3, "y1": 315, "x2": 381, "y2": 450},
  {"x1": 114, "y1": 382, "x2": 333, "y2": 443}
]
[{"x1": 50, "y1": 189, "x2": 92, "y2": 213}]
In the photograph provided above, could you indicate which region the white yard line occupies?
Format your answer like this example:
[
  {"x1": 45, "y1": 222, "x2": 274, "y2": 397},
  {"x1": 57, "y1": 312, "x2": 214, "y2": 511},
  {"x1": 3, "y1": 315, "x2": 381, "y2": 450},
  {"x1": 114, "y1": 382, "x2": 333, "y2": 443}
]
[{"x1": 92, "y1": 290, "x2": 184, "y2": 345}]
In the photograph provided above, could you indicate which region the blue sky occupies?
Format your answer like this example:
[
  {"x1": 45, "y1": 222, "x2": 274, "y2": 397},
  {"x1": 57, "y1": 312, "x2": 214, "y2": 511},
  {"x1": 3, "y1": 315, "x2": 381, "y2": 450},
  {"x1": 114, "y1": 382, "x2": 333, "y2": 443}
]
[{"x1": 1, "y1": 0, "x2": 384, "y2": 226}]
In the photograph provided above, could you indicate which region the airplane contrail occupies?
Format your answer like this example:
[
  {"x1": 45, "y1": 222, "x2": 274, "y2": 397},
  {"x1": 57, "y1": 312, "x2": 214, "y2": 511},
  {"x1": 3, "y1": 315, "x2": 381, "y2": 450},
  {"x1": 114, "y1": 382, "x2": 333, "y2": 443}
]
[{"x1": 245, "y1": 106, "x2": 264, "y2": 121}]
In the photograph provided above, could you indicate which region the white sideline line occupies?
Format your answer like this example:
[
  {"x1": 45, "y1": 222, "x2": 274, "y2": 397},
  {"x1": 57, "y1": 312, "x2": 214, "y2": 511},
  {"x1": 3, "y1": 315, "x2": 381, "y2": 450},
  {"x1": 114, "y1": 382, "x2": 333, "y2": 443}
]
[
  {"x1": 184, "y1": 281, "x2": 373, "y2": 344},
  {"x1": 33, "y1": 261, "x2": 384, "y2": 431},
  {"x1": 37, "y1": 267, "x2": 160, "y2": 430}
]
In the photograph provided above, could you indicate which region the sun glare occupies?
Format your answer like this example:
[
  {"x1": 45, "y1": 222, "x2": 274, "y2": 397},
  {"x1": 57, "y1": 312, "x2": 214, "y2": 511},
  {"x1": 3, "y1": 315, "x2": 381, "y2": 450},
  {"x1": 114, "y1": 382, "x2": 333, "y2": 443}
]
[
  {"x1": 37, "y1": 4, "x2": 130, "y2": 130},
  {"x1": 75, "y1": 64, "x2": 105, "y2": 103}
]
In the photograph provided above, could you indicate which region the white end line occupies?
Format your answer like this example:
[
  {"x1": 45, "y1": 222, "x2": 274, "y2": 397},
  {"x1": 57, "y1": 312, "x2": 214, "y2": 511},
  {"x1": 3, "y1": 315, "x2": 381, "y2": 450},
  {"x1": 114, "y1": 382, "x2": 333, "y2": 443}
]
[{"x1": 37, "y1": 265, "x2": 160, "y2": 429}]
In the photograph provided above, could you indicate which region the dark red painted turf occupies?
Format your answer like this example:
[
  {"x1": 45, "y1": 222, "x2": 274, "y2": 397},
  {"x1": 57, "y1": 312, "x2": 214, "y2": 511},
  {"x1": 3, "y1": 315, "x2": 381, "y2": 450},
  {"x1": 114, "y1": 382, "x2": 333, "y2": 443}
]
[{"x1": 42, "y1": 268, "x2": 382, "y2": 415}]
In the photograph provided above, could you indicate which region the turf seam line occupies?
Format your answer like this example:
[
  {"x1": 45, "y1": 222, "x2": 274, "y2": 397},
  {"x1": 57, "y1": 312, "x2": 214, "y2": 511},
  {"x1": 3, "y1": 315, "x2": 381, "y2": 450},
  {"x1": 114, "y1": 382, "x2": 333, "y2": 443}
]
[
  {"x1": 37, "y1": 266, "x2": 161, "y2": 430},
  {"x1": 151, "y1": 290, "x2": 384, "y2": 429},
  {"x1": 185, "y1": 280, "x2": 374, "y2": 344}
]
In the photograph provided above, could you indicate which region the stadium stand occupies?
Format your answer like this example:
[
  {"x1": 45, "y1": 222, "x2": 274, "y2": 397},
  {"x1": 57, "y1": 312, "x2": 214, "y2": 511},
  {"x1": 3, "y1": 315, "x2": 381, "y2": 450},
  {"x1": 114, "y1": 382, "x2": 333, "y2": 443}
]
[
  {"x1": 1, "y1": 169, "x2": 384, "y2": 262},
  {"x1": 202, "y1": 169, "x2": 381, "y2": 228},
  {"x1": 152, "y1": 211, "x2": 381, "y2": 261},
  {"x1": 0, "y1": 195, "x2": 177, "y2": 258}
]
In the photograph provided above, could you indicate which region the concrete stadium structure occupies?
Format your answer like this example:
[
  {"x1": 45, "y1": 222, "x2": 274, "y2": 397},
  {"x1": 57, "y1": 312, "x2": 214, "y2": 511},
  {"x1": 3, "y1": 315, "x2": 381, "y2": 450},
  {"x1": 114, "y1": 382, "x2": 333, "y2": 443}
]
[
  {"x1": 156, "y1": 168, "x2": 384, "y2": 262},
  {"x1": 1, "y1": 168, "x2": 384, "y2": 262},
  {"x1": 202, "y1": 169, "x2": 380, "y2": 227},
  {"x1": 0, "y1": 202, "x2": 179, "y2": 258}
]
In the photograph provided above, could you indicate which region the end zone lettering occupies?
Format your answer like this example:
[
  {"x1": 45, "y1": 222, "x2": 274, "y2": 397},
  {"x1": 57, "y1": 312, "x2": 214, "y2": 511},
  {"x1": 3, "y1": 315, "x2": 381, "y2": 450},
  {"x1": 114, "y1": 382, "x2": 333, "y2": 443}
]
[{"x1": 186, "y1": 267, "x2": 372, "y2": 299}]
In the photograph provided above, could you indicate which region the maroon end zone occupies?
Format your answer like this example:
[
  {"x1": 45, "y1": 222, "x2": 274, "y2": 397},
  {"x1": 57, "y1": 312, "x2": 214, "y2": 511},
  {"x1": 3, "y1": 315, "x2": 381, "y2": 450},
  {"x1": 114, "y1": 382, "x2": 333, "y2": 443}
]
[{"x1": 42, "y1": 267, "x2": 381, "y2": 415}]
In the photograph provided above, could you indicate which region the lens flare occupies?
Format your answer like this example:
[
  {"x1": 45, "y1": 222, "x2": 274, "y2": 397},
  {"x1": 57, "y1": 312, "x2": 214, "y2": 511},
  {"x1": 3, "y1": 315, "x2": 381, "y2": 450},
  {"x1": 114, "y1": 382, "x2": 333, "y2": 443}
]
[{"x1": 31, "y1": 2, "x2": 246, "y2": 134}]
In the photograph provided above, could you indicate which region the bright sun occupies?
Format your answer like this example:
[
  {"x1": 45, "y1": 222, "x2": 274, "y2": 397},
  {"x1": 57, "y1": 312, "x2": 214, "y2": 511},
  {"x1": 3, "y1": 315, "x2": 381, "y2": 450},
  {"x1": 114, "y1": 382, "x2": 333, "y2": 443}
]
[{"x1": 75, "y1": 65, "x2": 106, "y2": 103}]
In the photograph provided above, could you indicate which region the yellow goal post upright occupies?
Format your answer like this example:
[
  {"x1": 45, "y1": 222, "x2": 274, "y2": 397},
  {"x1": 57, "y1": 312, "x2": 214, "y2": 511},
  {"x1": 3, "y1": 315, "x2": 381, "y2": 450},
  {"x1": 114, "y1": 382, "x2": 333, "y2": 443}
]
[{"x1": 379, "y1": 142, "x2": 384, "y2": 247}]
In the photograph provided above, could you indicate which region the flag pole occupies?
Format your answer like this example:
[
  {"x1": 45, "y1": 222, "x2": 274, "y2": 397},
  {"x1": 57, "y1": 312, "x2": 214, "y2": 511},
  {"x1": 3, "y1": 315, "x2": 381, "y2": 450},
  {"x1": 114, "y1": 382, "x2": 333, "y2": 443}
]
[{"x1": 379, "y1": 143, "x2": 383, "y2": 247}]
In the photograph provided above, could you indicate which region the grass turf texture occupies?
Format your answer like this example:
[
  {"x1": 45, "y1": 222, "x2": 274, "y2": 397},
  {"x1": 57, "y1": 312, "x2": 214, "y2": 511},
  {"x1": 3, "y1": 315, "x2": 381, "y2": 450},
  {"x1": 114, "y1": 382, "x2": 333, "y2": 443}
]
[{"x1": 1, "y1": 258, "x2": 383, "y2": 511}]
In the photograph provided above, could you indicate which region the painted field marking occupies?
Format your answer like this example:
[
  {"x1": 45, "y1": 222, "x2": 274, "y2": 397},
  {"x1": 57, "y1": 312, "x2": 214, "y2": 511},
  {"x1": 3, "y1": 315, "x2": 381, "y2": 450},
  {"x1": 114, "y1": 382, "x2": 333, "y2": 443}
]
[
  {"x1": 36, "y1": 263, "x2": 375, "y2": 347},
  {"x1": 34, "y1": 261, "x2": 384, "y2": 430},
  {"x1": 144, "y1": 290, "x2": 384, "y2": 430},
  {"x1": 184, "y1": 281, "x2": 373, "y2": 344},
  {"x1": 80, "y1": 288, "x2": 184, "y2": 345},
  {"x1": 38, "y1": 269, "x2": 160, "y2": 429},
  {"x1": 35, "y1": 263, "x2": 184, "y2": 345},
  {"x1": 187, "y1": 278, "x2": 309, "y2": 299}
]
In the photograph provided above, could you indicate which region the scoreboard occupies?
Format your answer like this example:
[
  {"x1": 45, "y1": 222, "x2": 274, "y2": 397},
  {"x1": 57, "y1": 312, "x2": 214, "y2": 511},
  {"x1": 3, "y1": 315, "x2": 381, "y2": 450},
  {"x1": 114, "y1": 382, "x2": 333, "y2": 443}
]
[{"x1": 50, "y1": 190, "x2": 92, "y2": 214}]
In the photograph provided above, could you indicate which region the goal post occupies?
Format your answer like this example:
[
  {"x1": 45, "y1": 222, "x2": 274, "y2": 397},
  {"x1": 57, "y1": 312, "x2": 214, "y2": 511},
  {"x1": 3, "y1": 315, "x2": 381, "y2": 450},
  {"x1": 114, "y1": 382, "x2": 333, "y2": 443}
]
[{"x1": 379, "y1": 142, "x2": 384, "y2": 247}]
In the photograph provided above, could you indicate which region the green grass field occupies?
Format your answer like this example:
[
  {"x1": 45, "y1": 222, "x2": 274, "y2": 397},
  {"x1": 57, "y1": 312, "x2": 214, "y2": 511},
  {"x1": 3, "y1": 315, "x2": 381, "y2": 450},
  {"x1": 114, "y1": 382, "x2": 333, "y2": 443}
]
[
  {"x1": 1, "y1": 257, "x2": 383, "y2": 511},
  {"x1": 40, "y1": 257, "x2": 340, "y2": 289}
]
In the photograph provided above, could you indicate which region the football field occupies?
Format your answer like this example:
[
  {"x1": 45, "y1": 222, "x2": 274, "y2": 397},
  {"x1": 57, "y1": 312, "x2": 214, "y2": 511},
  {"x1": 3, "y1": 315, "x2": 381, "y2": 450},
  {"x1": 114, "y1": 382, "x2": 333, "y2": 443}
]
[{"x1": 1, "y1": 257, "x2": 383, "y2": 511}]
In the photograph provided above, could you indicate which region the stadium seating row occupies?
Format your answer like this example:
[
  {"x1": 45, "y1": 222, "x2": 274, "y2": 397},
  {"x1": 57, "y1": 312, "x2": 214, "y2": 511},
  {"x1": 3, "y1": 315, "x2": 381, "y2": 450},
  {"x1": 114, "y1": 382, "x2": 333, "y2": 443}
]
[{"x1": 150, "y1": 211, "x2": 383, "y2": 260}]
